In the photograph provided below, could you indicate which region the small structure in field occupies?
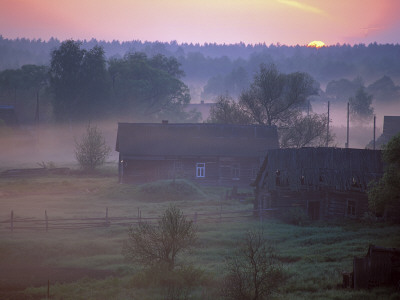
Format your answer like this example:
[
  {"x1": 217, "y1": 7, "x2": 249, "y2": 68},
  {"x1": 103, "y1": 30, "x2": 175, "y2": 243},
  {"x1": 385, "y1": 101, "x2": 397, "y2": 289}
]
[
  {"x1": 115, "y1": 122, "x2": 279, "y2": 185},
  {"x1": 343, "y1": 245, "x2": 400, "y2": 289},
  {"x1": 253, "y1": 147, "x2": 384, "y2": 219}
]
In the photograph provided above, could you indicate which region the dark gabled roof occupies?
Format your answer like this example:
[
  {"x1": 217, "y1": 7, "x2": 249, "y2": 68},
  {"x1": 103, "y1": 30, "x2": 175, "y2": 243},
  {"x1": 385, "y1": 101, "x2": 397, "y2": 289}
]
[
  {"x1": 116, "y1": 122, "x2": 279, "y2": 157},
  {"x1": 254, "y1": 147, "x2": 384, "y2": 192}
]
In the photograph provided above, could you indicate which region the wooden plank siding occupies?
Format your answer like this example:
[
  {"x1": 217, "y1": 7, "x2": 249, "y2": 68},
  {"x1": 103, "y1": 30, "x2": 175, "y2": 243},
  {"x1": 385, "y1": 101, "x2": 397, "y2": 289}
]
[
  {"x1": 116, "y1": 122, "x2": 279, "y2": 186},
  {"x1": 120, "y1": 156, "x2": 260, "y2": 186},
  {"x1": 253, "y1": 148, "x2": 384, "y2": 219}
]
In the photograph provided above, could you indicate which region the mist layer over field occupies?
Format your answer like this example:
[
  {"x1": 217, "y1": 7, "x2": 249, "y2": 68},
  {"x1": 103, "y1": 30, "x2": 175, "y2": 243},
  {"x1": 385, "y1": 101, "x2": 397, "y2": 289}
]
[{"x1": 0, "y1": 121, "x2": 119, "y2": 170}]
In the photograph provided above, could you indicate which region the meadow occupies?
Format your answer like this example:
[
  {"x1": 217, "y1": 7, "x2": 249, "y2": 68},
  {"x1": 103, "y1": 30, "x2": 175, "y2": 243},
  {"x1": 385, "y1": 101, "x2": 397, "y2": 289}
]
[{"x1": 0, "y1": 164, "x2": 399, "y2": 300}]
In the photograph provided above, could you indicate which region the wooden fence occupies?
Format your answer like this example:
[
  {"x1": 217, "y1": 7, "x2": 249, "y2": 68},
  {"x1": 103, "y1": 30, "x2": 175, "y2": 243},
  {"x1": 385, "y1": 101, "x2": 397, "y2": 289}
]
[{"x1": 0, "y1": 207, "x2": 277, "y2": 232}]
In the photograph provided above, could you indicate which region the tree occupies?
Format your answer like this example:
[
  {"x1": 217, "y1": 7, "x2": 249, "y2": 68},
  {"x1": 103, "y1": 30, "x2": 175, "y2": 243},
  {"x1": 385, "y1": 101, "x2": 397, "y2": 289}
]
[
  {"x1": 220, "y1": 229, "x2": 284, "y2": 300},
  {"x1": 207, "y1": 95, "x2": 252, "y2": 124},
  {"x1": 122, "y1": 205, "x2": 196, "y2": 271},
  {"x1": 108, "y1": 52, "x2": 195, "y2": 122},
  {"x1": 280, "y1": 113, "x2": 335, "y2": 148},
  {"x1": 349, "y1": 87, "x2": 374, "y2": 123},
  {"x1": 49, "y1": 40, "x2": 110, "y2": 121},
  {"x1": 74, "y1": 124, "x2": 111, "y2": 171},
  {"x1": 49, "y1": 40, "x2": 85, "y2": 121},
  {"x1": 0, "y1": 65, "x2": 50, "y2": 123},
  {"x1": 368, "y1": 133, "x2": 400, "y2": 217},
  {"x1": 239, "y1": 64, "x2": 318, "y2": 127},
  {"x1": 325, "y1": 77, "x2": 363, "y2": 103}
]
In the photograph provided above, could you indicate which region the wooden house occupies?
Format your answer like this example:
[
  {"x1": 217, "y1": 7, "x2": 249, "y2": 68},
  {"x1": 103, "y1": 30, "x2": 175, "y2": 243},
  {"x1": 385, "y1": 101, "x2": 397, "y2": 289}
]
[
  {"x1": 116, "y1": 122, "x2": 279, "y2": 185},
  {"x1": 253, "y1": 148, "x2": 384, "y2": 220}
]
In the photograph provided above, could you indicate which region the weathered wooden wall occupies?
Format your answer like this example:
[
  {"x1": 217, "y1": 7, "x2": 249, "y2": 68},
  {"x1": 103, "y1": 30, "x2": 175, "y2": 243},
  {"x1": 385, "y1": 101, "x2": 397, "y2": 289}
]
[
  {"x1": 121, "y1": 156, "x2": 259, "y2": 186},
  {"x1": 254, "y1": 148, "x2": 384, "y2": 219}
]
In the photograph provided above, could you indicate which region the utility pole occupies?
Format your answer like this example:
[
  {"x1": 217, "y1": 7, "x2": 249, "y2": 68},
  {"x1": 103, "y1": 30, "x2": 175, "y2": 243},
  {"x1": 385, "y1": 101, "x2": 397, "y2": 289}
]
[
  {"x1": 326, "y1": 101, "x2": 330, "y2": 147},
  {"x1": 346, "y1": 102, "x2": 349, "y2": 148},
  {"x1": 373, "y1": 115, "x2": 376, "y2": 150}
]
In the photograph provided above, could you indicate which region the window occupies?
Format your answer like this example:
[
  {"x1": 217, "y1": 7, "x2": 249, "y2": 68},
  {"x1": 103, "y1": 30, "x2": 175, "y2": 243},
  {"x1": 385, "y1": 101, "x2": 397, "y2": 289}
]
[
  {"x1": 347, "y1": 200, "x2": 356, "y2": 217},
  {"x1": 196, "y1": 163, "x2": 205, "y2": 178},
  {"x1": 231, "y1": 163, "x2": 240, "y2": 180}
]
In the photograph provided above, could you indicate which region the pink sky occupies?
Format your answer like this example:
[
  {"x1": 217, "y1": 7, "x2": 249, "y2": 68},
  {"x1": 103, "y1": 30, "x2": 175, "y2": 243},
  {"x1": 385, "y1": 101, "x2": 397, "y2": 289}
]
[{"x1": 1, "y1": 0, "x2": 400, "y2": 45}]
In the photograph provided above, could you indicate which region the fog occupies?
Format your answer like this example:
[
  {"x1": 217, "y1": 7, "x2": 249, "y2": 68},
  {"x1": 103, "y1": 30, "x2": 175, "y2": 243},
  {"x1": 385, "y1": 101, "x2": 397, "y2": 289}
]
[
  {"x1": 311, "y1": 101, "x2": 400, "y2": 148},
  {"x1": 0, "y1": 121, "x2": 119, "y2": 169}
]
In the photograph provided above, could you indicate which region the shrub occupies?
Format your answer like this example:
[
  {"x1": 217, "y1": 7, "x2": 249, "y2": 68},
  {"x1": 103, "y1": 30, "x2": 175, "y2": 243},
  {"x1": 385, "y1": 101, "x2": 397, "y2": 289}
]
[
  {"x1": 220, "y1": 229, "x2": 285, "y2": 300},
  {"x1": 122, "y1": 205, "x2": 197, "y2": 271},
  {"x1": 74, "y1": 124, "x2": 111, "y2": 171}
]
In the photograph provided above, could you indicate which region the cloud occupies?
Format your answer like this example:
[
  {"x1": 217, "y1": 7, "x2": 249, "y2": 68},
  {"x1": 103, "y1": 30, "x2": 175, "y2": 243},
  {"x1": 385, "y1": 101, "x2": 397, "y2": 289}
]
[{"x1": 277, "y1": 0, "x2": 325, "y2": 15}]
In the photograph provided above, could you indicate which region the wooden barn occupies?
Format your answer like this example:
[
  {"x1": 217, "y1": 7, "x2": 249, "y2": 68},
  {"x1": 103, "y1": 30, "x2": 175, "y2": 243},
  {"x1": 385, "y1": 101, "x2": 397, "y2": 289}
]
[
  {"x1": 253, "y1": 148, "x2": 384, "y2": 220},
  {"x1": 116, "y1": 122, "x2": 279, "y2": 185}
]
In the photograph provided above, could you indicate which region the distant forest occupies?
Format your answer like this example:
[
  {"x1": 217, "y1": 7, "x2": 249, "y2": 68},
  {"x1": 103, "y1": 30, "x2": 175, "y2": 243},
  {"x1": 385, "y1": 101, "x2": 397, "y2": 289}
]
[{"x1": 0, "y1": 36, "x2": 399, "y2": 124}]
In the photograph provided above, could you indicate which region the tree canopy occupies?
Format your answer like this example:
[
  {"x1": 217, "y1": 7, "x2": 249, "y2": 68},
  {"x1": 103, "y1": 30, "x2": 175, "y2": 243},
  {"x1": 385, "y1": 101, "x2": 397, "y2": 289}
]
[
  {"x1": 368, "y1": 133, "x2": 400, "y2": 217},
  {"x1": 239, "y1": 64, "x2": 318, "y2": 127}
]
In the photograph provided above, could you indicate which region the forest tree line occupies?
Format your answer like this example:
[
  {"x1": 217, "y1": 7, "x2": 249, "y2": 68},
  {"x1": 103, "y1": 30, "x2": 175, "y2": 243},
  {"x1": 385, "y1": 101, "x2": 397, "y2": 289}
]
[
  {"x1": 1, "y1": 36, "x2": 399, "y2": 105},
  {"x1": 0, "y1": 40, "x2": 199, "y2": 123}
]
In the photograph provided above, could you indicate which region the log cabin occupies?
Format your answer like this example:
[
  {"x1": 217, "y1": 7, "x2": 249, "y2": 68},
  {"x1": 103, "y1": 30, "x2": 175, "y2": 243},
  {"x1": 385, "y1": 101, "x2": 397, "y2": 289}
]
[
  {"x1": 253, "y1": 147, "x2": 384, "y2": 220},
  {"x1": 116, "y1": 122, "x2": 279, "y2": 186}
]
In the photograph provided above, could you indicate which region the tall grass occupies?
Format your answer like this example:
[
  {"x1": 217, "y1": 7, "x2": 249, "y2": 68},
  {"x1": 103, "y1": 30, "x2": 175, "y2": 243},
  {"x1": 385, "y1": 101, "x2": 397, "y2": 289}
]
[{"x1": 1, "y1": 174, "x2": 399, "y2": 299}]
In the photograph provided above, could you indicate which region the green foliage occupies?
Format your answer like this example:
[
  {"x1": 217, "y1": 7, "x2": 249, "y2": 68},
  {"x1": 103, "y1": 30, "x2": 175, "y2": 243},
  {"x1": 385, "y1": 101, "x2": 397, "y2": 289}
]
[
  {"x1": 368, "y1": 133, "x2": 400, "y2": 217},
  {"x1": 207, "y1": 95, "x2": 252, "y2": 124},
  {"x1": 349, "y1": 86, "x2": 374, "y2": 123},
  {"x1": 122, "y1": 205, "x2": 197, "y2": 271},
  {"x1": 281, "y1": 207, "x2": 309, "y2": 226},
  {"x1": 0, "y1": 64, "x2": 51, "y2": 123},
  {"x1": 239, "y1": 63, "x2": 318, "y2": 127},
  {"x1": 74, "y1": 124, "x2": 111, "y2": 171},
  {"x1": 280, "y1": 113, "x2": 335, "y2": 148},
  {"x1": 130, "y1": 264, "x2": 208, "y2": 299},
  {"x1": 138, "y1": 179, "x2": 206, "y2": 202},
  {"x1": 49, "y1": 40, "x2": 110, "y2": 121},
  {"x1": 220, "y1": 229, "x2": 285, "y2": 300},
  {"x1": 109, "y1": 52, "x2": 197, "y2": 122},
  {"x1": 325, "y1": 77, "x2": 363, "y2": 103}
]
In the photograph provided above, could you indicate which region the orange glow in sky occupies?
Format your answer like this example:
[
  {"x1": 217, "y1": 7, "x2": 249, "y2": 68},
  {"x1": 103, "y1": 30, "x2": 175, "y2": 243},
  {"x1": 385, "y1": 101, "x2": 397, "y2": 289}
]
[
  {"x1": 307, "y1": 41, "x2": 326, "y2": 48},
  {"x1": 1, "y1": 0, "x2": 400, "y2": 45}
]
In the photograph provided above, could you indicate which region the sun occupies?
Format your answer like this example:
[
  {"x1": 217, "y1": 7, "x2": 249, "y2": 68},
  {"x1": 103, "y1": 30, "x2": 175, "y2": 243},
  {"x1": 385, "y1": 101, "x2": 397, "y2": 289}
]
[{"x1": 307, "y1": 41, "x2": 326, "y2": 49}]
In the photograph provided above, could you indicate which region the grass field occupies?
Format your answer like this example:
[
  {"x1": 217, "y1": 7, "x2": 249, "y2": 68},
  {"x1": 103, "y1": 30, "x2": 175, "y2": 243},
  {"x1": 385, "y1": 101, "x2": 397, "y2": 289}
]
[{"x1": 0, "y1": 167, "x2": 399, "y2": 300}]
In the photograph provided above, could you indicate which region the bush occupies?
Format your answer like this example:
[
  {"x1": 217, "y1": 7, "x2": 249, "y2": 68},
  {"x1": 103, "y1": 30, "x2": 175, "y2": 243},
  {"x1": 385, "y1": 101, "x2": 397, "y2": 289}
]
[
  {"x1": 122, "y1": 205, "x2": 197, "y2": 271},
  {"x1": 74, "y1": 124, "x2": 111, "y2": 171},
  {"x1": 220, "y1": 229, "x2": 285, "y2": 300}
]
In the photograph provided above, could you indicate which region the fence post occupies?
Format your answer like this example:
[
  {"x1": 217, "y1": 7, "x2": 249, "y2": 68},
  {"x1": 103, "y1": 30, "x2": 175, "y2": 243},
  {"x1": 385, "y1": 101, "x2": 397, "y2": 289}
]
[
  {"x1": 45, "y1": 210, "x2": 48, "y2": 232},
  {"x1": 11, "y1": 210, "x2": 13, "y2": 232}
]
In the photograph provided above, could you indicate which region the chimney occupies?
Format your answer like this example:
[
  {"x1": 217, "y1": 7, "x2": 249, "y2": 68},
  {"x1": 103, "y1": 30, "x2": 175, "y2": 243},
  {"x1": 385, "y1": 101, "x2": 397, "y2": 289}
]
[{"x1": 162, "y1": 120, "x2": 168, "y2": 124}]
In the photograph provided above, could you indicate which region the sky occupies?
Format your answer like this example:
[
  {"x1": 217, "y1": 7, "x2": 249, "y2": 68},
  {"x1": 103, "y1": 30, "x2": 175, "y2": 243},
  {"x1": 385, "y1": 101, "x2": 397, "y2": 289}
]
[{"x1": 1, "y1": 0, "x2": 400, "y2": 46}]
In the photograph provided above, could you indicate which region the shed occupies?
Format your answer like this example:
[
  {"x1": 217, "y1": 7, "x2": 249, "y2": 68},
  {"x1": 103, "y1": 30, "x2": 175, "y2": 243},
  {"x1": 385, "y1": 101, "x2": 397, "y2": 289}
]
[{"x1": 116, "y1": 122, "x2": 279, "y2": 185}]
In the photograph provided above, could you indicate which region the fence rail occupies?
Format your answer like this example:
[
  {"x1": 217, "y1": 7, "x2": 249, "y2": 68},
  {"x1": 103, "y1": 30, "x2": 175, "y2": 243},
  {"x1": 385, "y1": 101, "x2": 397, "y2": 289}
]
[{"x1": 0, "y1": 208, "x2": 277, "y2": 232}]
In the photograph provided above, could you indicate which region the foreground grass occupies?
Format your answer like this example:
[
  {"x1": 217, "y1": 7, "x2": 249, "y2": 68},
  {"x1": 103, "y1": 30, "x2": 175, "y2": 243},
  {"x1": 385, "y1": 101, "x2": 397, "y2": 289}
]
[{"x1": 1, "y1": 172, "x2": 399, "y2": 299}]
